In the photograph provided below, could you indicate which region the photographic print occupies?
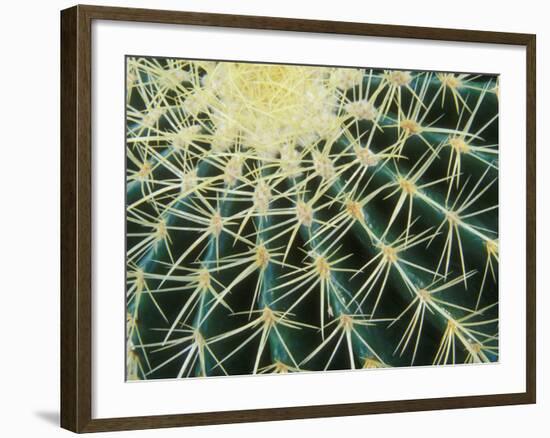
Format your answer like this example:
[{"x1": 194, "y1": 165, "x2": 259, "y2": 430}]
[{"x1": 125, "y1": 57, "x2": 499, "y2": 381}]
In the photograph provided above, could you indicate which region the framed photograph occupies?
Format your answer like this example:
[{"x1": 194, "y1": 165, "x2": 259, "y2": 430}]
[{"x1": 60, "y1": 4, "x2": 536, "y2": 433}]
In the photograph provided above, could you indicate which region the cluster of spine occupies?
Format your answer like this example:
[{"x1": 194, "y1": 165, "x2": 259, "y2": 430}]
[{"x1": 126, "y1": 57, "x2": 499, "y2": 380}]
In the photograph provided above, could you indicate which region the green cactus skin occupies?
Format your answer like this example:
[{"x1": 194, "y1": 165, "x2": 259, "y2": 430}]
[{"x1": 125, "y1": 57, "x2": 499, "y2": 380}]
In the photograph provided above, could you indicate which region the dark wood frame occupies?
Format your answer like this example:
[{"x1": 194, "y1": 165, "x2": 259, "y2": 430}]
[{"x1": 60, "y1": 4, "x2": 537, "y2": 433}]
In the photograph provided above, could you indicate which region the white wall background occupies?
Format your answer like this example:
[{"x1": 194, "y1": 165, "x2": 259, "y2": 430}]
[{"x1": 0, "y1": 0, "x2": 545, "y2": 436}]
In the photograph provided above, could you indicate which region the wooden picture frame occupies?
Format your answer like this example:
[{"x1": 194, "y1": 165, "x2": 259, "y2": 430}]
[{"x1": 60, "y1": 4, "x2": 536, "y2": 433}]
